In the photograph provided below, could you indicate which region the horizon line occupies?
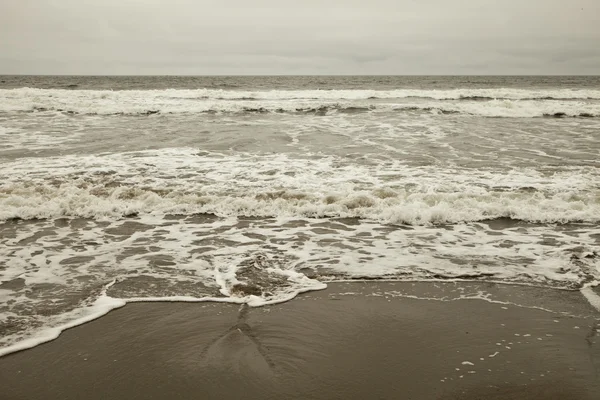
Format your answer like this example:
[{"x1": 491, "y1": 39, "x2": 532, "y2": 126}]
[{"x1": 1, "y1": 74, "x2": 600, "y2": 77}]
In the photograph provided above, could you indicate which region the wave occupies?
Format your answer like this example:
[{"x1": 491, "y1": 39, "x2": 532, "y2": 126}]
[
  {"x1": 19, "y1": 104, "x2": 599, "y2": 118},
  {"x1": 3, "y1": 87, "x2": 600, "y2": 101},
  {"x1": 1, "y1": 149, "x2": 599, "y2": 225},
  {"x1": 21, "y1": 102, "x2": 598, "y2": 119},
  {"x1": 2, "y1": 184, "x2": 598, "y2": 224},
  {"x1": 392, "y1": 101, "x2": 600, "y2": 118},
  {"x1": 1, "y1": 88, "x2": 598, "y2": 118}
]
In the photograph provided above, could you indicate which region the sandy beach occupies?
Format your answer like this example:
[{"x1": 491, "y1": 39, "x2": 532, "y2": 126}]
[{"x1": 0, "y1": 282, "x2": 598, "y2": 400}]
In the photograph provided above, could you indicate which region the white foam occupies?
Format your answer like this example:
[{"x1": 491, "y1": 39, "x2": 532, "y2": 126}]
[
  {"x1": 0, "y1": 274, "x2": 326, "y2": 358},
  {"x1": 0, "y1": 282, "x2": 126, "y2": 357},
  {"x1": 120, "y1": 280, "x2": 327, "y2": 307},
  {"x1": 214, "y1": 263, "x2": 241, "y2": 297},
  {"x1": 1, "y1": 149, "x2": 598, "y2": 224},
  {"x1": 3, "y1": 87, "x2": 600, "y2": 101},
  {"x1": 1, "y1": 88, "x2": 599, "y2": 117}
]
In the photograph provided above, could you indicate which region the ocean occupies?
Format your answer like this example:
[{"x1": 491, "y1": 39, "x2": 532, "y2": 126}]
[{"x1": 1, "y1": 75, "x2": 599, "y2": 356}]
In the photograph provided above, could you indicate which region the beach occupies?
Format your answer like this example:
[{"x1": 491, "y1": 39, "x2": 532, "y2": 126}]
[
  {"x1": 1, "y1": 75, "x2": 600, "y2": 398},
  {"x1": 1, "y1": 282, "x2": 598, "y2": 400}
]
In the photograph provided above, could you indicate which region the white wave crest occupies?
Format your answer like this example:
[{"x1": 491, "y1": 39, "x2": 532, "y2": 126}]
[
  {"x1": 1, "y1": 149, "x2": 599, "y2": 224},
  {"x1": 394, "y1": 100, "x2": 599, "y2": 118},
  {"x1": 3, "y1": 87, "x2": 600, "y2": 101},
  {"x1": 1, "y1": 88, "x2": 599, "y2": 118}
]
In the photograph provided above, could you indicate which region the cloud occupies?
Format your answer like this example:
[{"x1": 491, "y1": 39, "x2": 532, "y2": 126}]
[{"x1": 1, "y1": 0, "x2": 599, "y2": 74}]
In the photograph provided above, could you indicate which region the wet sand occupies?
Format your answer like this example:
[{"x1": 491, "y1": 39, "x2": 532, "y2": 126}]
[{"x1": 0, "y1": 282, "x2": 599, "y2": 400}]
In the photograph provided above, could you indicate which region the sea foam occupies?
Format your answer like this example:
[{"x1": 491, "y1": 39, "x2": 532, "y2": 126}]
[
  {"x1": 1, "y1": 88, "x2": 599, "y2": 117},
  {"x1": 1, "y1": 149, "x2": 599, "y2": 224}
]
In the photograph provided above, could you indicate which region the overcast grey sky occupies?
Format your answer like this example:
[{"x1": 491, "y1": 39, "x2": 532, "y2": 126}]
[{"x1": 1, "y1": 0, "x2": 599, "y2": 75}]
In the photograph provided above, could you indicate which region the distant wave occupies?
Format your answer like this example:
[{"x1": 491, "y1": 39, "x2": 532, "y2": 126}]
[
  {"x1": 3, "y1": 87, "x2": 600, "y2": 100},
  {"x1": 17, "y1": 102, "x2": 599, "y2": 119},
  {"x1": 390, "y1": 102, "x2": 600, "y2": 118},
  {"x1": 2, "y1": 88, "x2": 598, "y2": 118}
]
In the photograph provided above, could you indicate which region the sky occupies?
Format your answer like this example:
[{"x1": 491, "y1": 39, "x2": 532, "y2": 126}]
[{"x1": 1, "y1": 0, "x2": 599, "y2": 75}]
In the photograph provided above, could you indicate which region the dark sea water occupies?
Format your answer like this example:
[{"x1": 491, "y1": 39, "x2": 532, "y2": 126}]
[
  {"x1": 1, "y1": 75, "x2": 599, "y2": 355},
  {"x1": 2, "y1": 75, "x2": 600, "y2": 91}
]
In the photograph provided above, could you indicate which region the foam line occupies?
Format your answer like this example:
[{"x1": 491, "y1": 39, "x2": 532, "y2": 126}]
[{"x1": 0, "y1": 280, "x2": 327, "y2": 358}]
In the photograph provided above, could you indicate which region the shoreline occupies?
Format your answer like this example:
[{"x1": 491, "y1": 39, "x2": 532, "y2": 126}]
[
  {"x1": 2, "y1": 279, "x2": 599, "y2": 359},
  {"x1": 1, "y1": 281, "x2": 599, "y2": 399}
]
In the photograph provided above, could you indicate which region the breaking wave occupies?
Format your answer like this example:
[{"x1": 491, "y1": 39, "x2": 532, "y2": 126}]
[
  {"x1": 2, "y1": 149, "x2": 599, "y2": 225},
  {"x1": 1, "y1": 88, "x2": 599, "y2": 118},
  {"x1": 2, "y1": 183, "x2": 599, "y2": 225},
  {"x1": 3, "y1": 87, "x2": 600, "y2": 100}
]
